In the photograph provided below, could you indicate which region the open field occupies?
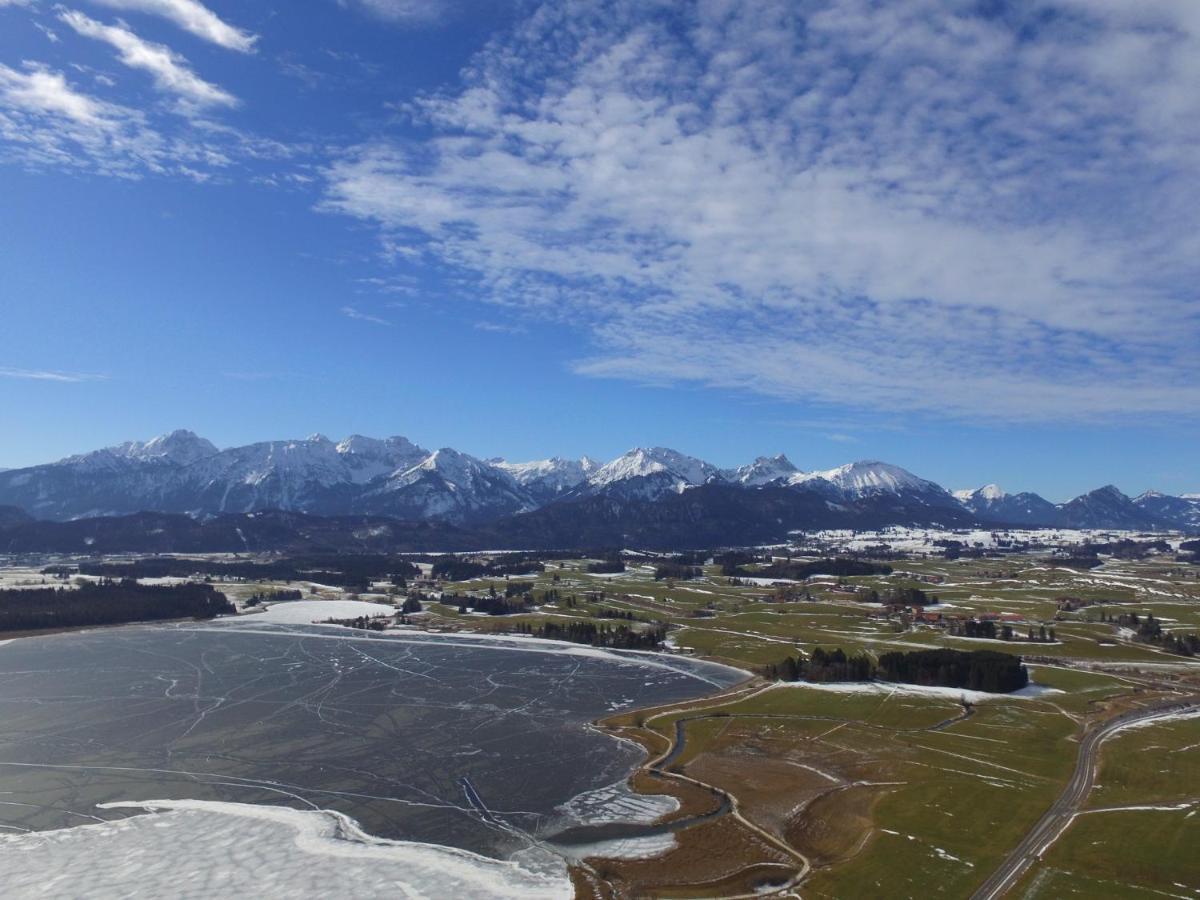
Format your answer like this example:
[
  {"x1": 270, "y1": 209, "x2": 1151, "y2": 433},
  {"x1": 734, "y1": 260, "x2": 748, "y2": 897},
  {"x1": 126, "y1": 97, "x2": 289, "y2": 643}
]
[{"x1": 1012, "y1": 710, "x2": 1200, "y2": 898}]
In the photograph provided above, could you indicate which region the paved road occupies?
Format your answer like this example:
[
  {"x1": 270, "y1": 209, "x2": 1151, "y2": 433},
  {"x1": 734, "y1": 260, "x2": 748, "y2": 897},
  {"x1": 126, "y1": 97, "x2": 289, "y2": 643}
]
[{"x1": 971, "y1": 699, "x2": 1200, "y2": 900}]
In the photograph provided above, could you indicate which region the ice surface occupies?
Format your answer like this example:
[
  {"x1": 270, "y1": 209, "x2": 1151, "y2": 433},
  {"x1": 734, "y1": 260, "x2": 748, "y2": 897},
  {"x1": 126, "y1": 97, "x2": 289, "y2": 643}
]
[
  {"x1": 251, "y1": 599, "x2": 395, "y2": 624},
  {"x1": 0, "y1": 799, "x2": 570, "y2": 899},
  {"x1": 0, "y1": 624, "x2": 743, "y2": 896}
]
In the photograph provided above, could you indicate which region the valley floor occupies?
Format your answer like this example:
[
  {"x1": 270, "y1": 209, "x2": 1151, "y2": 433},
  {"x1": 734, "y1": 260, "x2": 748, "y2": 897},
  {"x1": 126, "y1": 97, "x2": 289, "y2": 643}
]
[{"x1": 2, "y1": 530, "x2": 1198, "y2": 898}]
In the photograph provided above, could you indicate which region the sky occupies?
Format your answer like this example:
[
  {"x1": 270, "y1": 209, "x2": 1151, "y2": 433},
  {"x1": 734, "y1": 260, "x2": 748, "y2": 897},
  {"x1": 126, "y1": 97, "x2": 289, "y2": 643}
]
[{"x1": 1, "y1": 0, "x2": 1198, "y2": 501}]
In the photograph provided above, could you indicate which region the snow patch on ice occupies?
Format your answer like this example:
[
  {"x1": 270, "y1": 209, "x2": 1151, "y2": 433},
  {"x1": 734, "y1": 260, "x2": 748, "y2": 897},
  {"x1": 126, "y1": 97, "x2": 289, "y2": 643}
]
[
  {"x1": 250, "y1": 600, "x2": 395, "y2": 625},
  {"x1": 770, "y1": 680, "x2": 1061, "y2": 704},
  {"x1": 0, "y1": 799, "x2": 570, "y2": 899}
]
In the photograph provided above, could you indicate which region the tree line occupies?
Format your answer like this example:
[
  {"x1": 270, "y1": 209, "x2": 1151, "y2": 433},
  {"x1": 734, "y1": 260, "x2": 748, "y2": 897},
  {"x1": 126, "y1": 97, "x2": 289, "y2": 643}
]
[
  {"x1": 509, "y1": 620, "x2": 666, "y2": 650},
  {"x1": 1113, "y1": 612, "x2": 1200, "y2": 657},
  {"x1": 431, "y1": 555, "x2": 545, "y2": 581},
  {"x1": 763, "y1": 647, "x2": 874, "y2": 683},
  {"x1": 0, "y1": 579, "x2": 235, "y2": 632},
  {"x1": 741, "y1": 558, "x2": 893, "y2": 580},
  {"x1": 72, "y1": 555, "x2": 421, "y2": 590},
  {"x1": 948, "y1": 619, "x2": 1055, "y2": 643}
]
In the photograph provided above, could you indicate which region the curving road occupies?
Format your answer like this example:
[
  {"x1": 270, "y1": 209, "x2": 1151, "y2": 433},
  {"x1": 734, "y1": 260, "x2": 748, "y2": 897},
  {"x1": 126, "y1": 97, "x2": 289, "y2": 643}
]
[{"x1": 971, "y1": 699, "x2": 1200, "y2": 900}]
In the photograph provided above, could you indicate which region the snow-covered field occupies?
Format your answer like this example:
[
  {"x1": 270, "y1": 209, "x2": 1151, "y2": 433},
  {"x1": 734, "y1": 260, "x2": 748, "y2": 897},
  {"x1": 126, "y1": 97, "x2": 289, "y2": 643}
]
[
  {"x1": 798, "y1": 526, "x2": 1185, "y2": 555},
  {"x1": 769, "y1": 679, "x2": 1063, "y2": 704},
  {"x1": 249, "y1": 599, "x2": 395, "y2": 625},
  {"x1": 0, "y1": 800, "x2": 571, "y2": 900}
]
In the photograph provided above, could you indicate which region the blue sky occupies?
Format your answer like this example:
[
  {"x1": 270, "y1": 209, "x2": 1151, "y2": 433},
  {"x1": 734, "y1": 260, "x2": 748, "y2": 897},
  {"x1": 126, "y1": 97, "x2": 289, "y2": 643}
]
[{"x1": 1, "y1": 0, "x2": 1198, "y2": 500}]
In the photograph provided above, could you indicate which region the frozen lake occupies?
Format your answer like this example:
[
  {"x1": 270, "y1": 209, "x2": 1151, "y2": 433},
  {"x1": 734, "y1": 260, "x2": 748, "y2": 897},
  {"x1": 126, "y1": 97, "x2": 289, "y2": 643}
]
[{"x1": 0, "y1": 623, "x2": 743, "y2": 897}]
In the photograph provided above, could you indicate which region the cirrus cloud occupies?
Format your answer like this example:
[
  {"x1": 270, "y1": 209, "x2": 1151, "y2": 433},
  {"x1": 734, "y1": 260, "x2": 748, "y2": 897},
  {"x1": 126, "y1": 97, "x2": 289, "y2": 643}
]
[
  {"x1": 0, "y1": 365, "x2": 109, "y2": 382},
  {"x1": 87, "y1": 0, "x2": 256, "y2": 52},
  {"x1": 59, "y1": 9, "x2": 237, "y2": 110},
  {"x1": 321, "y1": 0, "x2": 1200, "y2": 423}
]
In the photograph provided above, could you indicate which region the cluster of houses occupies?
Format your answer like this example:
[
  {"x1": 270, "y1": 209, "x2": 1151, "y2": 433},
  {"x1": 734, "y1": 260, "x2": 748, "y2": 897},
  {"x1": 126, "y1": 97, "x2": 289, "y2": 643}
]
[{"x1": 869, "y1": 603, "x2": 1029, "y2": 631}]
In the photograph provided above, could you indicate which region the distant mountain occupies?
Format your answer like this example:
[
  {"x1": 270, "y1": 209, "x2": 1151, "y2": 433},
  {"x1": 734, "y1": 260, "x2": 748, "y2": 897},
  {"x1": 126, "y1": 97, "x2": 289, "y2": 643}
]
[
  {"x1": 0, "y1": 431, "x2": 1194, "y2": 536},
  {"x1": 727, "y1": 454, "x2": 799, "y2": 486},
  {"x1": 355, "y1": 448, "x2": 534, "y2": 524},
  {"x1": 954, "y1": 484, "x2": 1062, "y2": 527},
  {"x1": 576, "y1": 447, "x2": 725, "y2": 502},
  {"x1": 0, "y1": 505, "x2": 31, "y2": 529},
  {"x1": 0, "y1": 510, "x2": 471, "y2": 555},
  {"x1": 494, "y1": 482, "x2": 858, "y2": 548},
  {"x1": 785, "y1": 461, "x2": 975, "y2": 525},
  {"x1": 1134, "y1": 492, "x2": 1200, "y2": 530},
  {"x1": 0, "y1": 432, "x2": 428, "y2": 522},
  {"x1": 790, "y1": 460, "x2": 939, "y2": 497},
  {"x1": 492, "y1": 456, "x2": 598, "y2": 504},
  {"x1": 1055, "y1": 485, "x2": 1165, "y2": 530}
]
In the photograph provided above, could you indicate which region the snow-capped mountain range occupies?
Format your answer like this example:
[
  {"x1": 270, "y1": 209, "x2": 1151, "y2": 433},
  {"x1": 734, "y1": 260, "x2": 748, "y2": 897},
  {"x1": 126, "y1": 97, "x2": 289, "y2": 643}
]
[{"x1": 0, "y1": 431, "x2": 1196, "y2": 531}]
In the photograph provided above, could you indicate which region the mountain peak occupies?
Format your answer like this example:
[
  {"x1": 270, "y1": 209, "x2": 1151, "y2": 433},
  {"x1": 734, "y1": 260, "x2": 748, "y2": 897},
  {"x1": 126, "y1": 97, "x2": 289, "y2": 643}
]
[
  {"x1": 793, "y1": 460, "x2": 933, "y2": 496},
  {"x1": 589, "y1": 447, "x2": 721, "y2": 490},
  {"x1": 953, "y1": 483, "x2": 1006, "y2": 502},
  {"x1": 731, "y1": 453, "x2": 799, "y2": 486},
  {"x1": 137, "y1": 429, "x2": 219, "y2": 464}
]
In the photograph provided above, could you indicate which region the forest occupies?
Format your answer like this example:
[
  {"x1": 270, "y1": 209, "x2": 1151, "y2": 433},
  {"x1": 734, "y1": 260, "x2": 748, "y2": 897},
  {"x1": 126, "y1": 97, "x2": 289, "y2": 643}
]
[
  {"x1": 763, "y1": 647, "x2": 874, "y2": 683},
  {"x1": 732, "y1": 557, "x2": 893, "y2": 580},
  {"x1": 509, "y1": 620, "x2": 667, "y2": 650},
  {"x1": 0, "y1": 580, "x2": 235, "y2": 632},
  {"x1": 765, "y1": 646, "x2": 1029, "y2": 693},
  {"x1": 877, "y1": 648, "x2": 1029, "y2": 693},
  {"x1": 430, "y1": 554, "x2": 545, "y2": 581}
]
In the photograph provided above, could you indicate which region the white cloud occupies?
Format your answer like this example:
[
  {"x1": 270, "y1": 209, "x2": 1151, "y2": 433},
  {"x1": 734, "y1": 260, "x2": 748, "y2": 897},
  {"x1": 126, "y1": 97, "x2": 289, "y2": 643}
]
[
  {"x1": 340, "y1": 305, "x2": 392, "y2": 326},
  {"x1": 0, "y1": 61, "x2": 167, "y2": 176},
  {"x1": 322, "y1": 0, "x2": 1200, "y2": 422},
  {"x1": 0, "y1": 60, "x2": 275, "y2": 178},
  {"x1": 0, "y1": 366, "x2": 108, "y2": 382},
  {"x1": 474, "y1": 320, "x2": 525, "y2": 334},
  {"x1": 338, "y1": 0, "x2": 449, "y2": 25},
  {"x1": 59, "y1": 10, "x2": 237, "y2": 110},
  {"x1": 88, "y1": 0, "x2": 256, "y2": 52}
]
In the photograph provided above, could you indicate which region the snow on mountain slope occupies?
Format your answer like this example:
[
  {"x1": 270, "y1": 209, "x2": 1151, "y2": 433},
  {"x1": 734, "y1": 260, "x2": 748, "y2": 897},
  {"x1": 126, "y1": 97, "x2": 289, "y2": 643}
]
[
  {"x1": 787, "y1": 461, "x2": 941, "y2": 498},
  {"x1": 358, "y1": 448, "x2": 533, "y2": 523},
  {"x1": 1, "y1": 431, "x2": 1194, "y2": 531},
  {"x1": 728, "y1": 454, "x2": 799, "y2": 486},
  {"x1": 170, "y1": 434, "x2": 430, "y2": 514},
  {"x1": 954, "y1": 484, "x2": 1060, "y2": 526},
  {"x1": 335, "y1": 435, "x2": 429, "y2": 484},
  {"x1": 493, "y1": 456, "x2": 598, "y2": 503},
  {"x1": 589, "y1": 448, "x2": 722, "y2": 490},
  {"x1": 59, "y1": 429, "x2": 219, "y2": 472},
  {"x1": 1133, "y1": 491, "x2": 1200, "y2": 529},
  {"x1": 954, "y1": 484, "x2": 1006, "y2": 504}
]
